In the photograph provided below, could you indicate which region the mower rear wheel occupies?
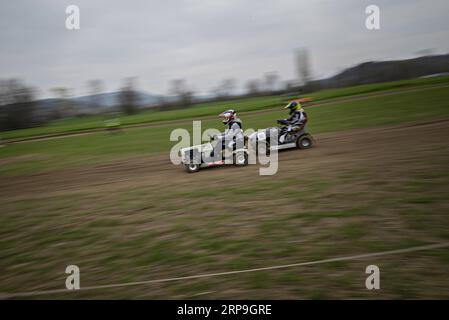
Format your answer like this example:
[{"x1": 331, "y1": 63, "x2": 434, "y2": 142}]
[
  {"x1": 296, "y1": 135, "x2": 313, "y2": 149},
  {"x1": 257, "y1": 141, "x2": 271, "y2": 156}
]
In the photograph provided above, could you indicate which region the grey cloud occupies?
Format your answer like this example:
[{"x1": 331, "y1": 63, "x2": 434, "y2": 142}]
[{"x1": 1, "y1": 0, "x2": 448, "y2": 98}]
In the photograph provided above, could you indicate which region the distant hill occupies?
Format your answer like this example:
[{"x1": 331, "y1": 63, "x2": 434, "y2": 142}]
[
  {"x1": 71, "y1": 91, "x2": 163, "y2": 109},
  {"x1": 312, "y1": 54, "x2": 449, "y2": 90},
  {"x1": 35, "y1": 91, "x2": 165, "y2": 116},
  {"x1": 34, "y1": 54, "x2": 449, "y2": 116}
]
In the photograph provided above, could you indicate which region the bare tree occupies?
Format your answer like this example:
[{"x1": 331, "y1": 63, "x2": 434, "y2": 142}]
[
  {"x1": 263, "y1": 72, "x2": 279, "y2": 93},
  {"x1": 87, "y1": 79, "x2": 104, "y2": 109},
  {"x1": 0, "y1": 79, "x2": 37, "y2": 130},
  {"x1": 118, "y1": 77, "x2": 139, "y2": 115},
  {"x1": 223, "y1": 78, "x2": 236, "y2": 95},
  {"x1": 296, "y1": 48, "x2": 311, "y2": 87},
  {"x1": 50, "y1": 87, "x2": 71, "y2": 100},
  {"x1": 211, "y1": 78, "x2": 236, "y2": 100},
  {"x1": 283, "y1": 80, "x2": 296, "y2": 92},
  {"x1": 210, "y1": 86, "x2": 222, "y2": 100},
  {"x1": 220, "y1": 78, "x2": 236, "y2": 98},
  {"x1": 170, "y1": 79, "x2": 186, "y2": 97},
  {"x1": 169, "y1": 79, "x2": 194, "y2": 108},
  {"x1": 0, "y1": 79, "x2": 12, "y2": 106},
  {"x1": 245, "y1": 79, "x2": 261, "y2": 96},
  {"x1": 50, "y1": 87, "x2": 76, "y2": 117}
]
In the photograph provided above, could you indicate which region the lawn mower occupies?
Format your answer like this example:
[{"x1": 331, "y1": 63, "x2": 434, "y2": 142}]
[
  {"x1": 180, "y1": 133, "x2": 249, "y2": 173},
  {"x1": 247, "y1": 121, "x2": 314, "y2": 154}
]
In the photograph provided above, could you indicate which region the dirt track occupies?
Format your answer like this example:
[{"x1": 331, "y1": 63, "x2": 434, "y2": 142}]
[
  {"x1": 3, "y1": 117, "x2": 449, "y2": 200},
  {"x1": 2, "y1": 117, "x2": 449, "y2": 299}
]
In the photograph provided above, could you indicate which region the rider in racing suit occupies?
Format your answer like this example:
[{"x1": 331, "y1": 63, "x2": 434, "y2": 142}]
[
  {"x1": 278, "y1": 101, "x2": 308, "y2": 143},
  {"x1": 210, "y1": 109, "x2": 244, "y2": 159}
]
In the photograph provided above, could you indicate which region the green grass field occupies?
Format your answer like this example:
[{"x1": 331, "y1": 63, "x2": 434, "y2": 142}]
[
  {"x1": 1, "y1": 75, "x2": 449, "y2": 141},
  {"x1": 1, "y1": 85, "x2": 449, "y2": 176}
]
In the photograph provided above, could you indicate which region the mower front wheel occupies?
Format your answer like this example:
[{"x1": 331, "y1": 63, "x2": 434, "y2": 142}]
[
  {"x1": 234, "y1": 151, "x2": 248, "y2": 166},
  {"x1": 185, "y1": 163, "x2": 201, "y2": 173}
]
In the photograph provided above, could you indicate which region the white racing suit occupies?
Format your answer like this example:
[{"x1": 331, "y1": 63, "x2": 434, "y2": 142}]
[
  {"x1": 211, "y1": 118, "x2": 244, "y2": 160},
  {"x1": 224, "y1": 118, "x2": 244, "y2": 150}
]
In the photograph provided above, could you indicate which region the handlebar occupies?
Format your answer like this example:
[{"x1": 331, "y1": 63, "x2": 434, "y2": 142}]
[{"x1": 277, "y1": 119, "x2": 289, "y2": 125}]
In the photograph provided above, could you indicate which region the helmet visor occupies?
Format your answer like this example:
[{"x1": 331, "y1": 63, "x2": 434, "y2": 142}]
[{"x1": 220, "y1": 111, "x2": 233, "y2": 121}]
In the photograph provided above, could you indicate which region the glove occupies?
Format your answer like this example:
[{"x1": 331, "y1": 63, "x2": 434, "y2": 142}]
[{"x1": 277, "y1": 119, "x2": 289, "y2": 125}]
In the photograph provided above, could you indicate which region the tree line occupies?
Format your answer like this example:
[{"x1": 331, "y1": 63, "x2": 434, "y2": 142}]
[{"x1": 0, "y1": 47, "x2": 317, "y2": 131}]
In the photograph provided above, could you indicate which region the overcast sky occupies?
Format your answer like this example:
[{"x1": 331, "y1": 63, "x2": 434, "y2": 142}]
[{"x1": 1, "y1": 0, "x2": 448, "y2": 98}]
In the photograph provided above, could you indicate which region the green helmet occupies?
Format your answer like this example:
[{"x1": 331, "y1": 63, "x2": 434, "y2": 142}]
[{"x1": 284, "y1": 101, "x2": 300, "y2": 115}]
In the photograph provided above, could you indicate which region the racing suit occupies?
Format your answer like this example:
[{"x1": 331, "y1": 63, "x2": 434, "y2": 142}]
[
  {"x1": 280, "y1": 110, "x2": 307, "y2": 143},
  {"x1": 211, "y1": 118, "x2": 244, "y2": 159},
  {"x1": 288, "y1": 109, "x2": 307, "y2": 128}
]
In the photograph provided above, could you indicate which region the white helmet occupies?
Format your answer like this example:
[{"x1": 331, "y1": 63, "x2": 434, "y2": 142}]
[{"x1": 219, "y1": 109, "x2": 236, "y2": 125}]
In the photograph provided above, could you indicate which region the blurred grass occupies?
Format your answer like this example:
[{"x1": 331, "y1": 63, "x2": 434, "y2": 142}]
[{"x1": 1, "y1": 151, "x2": 448, "y2": 298}]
